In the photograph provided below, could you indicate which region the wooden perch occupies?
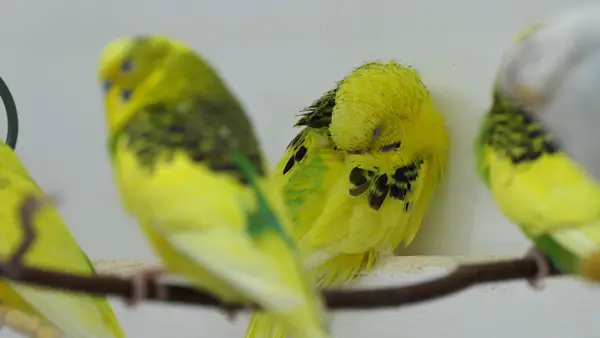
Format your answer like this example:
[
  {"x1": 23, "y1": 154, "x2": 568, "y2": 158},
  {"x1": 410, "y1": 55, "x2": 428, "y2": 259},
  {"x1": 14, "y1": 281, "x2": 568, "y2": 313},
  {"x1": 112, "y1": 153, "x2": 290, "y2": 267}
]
[{"x1": 0, "y1": 195, "x2": 562, "y2": 312}]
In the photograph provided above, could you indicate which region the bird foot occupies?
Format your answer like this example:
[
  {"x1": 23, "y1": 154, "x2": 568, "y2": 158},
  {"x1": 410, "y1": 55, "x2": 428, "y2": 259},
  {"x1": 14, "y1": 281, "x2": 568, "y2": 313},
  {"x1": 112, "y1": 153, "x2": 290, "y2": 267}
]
[
  {"x1": 525, "y1": 247, "x2": 551, "y2": 290},
  {"x1": 125, "y1": 267, "x2": 169, "y2": 307}
]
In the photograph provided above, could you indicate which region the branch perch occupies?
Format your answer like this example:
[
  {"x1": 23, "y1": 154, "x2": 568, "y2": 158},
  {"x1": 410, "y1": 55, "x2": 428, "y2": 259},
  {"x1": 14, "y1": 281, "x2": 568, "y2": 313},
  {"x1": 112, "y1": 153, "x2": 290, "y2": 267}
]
[{"x1": 0, "y1": 195, "x2": 562, "y2": 311}]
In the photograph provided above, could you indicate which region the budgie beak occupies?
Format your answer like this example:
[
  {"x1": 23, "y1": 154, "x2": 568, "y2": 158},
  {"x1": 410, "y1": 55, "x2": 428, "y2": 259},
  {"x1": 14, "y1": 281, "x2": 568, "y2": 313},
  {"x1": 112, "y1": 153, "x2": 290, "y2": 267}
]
[
  {"x1": 104, "y1": 86, "x2": 123, "y2": 128},
  {"x1": 105, "y1": 86, "x2": 117, "y2": 110}
]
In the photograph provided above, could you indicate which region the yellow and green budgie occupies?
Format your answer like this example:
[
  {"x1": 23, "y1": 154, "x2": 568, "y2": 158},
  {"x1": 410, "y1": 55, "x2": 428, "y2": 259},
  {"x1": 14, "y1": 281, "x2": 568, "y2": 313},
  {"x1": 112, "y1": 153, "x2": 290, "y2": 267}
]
[
  {"x1": 476, "y1": 5, "x2": 600, "y2": 286},
  {"x1": 0, "y1": 142, "x2": 124, "y2": 337},
  {"x1": 246, "y1": 61, "x2": 450, "y2": 337},
  {"x1": 97, "y1": 35, "x2": 329, "y2": 338}
]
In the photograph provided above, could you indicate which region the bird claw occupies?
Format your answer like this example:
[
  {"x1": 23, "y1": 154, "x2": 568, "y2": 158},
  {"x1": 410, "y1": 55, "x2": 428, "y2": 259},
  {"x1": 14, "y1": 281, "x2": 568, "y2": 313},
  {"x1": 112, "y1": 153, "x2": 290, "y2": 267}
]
[
  {"x1": 525, "y1": 247, "x2": 550, "y2": 290},
  {"x1": 125, "y1": 267, "x2": 169, "y2": 307}
]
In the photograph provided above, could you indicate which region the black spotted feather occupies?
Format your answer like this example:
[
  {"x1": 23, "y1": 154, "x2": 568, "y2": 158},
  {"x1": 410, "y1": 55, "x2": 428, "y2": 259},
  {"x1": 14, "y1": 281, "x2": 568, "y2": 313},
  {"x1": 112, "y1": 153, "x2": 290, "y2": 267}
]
[
  {"x1": 346, "y1": 161, "x2": 424, "y2": 211},
  {"x1": 115, "y1": 96, "x2": 266, "y2": 183},
  {"x1": 476, "y1": 91, "x2": 561, "y2": 186}
]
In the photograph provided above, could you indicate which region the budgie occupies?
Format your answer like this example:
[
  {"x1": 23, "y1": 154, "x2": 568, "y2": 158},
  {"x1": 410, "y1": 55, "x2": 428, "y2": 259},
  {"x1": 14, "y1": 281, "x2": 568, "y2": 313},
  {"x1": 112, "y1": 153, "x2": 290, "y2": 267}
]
[
  {"x1": 0, "y1": 142, "x2": 124, "y2": 337},
  {"x1": 246, "y1": 61, "x2": 449, "y2": 337},
  {"x1": 97, "y1": 35, "x2": 329, "y2": 338},
  {"x1": 475, "y1": 6, "x2": 600, "y2": 286},
  {"x1": 496, "y1": 5, "x2": 600, "y2": 183}
]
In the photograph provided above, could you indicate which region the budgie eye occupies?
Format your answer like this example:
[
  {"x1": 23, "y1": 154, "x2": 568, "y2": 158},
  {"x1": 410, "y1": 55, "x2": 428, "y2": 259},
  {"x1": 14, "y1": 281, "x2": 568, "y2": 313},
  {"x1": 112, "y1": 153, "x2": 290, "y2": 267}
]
[
  {"x1": 121, "y1": 88, "x2": 132, "y2": 101},
  {"x1": 102, "y1": 81, "x2": 112, "y2": 93},
  {"x1": 120, "y1": 59, "x2": 133, "y2": 73},
  {"x1": 380, "y1": 142, "x2": 401, "y2": 152}
]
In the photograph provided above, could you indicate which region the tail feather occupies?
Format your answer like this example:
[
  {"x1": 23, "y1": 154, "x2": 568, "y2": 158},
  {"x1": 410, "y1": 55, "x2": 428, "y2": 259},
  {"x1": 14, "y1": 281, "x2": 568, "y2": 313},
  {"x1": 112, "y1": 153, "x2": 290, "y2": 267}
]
[
  {"x1": 244, "y1": 252, "x2": 375, "y2": 338},
  {"x1": 245, "y1": 313, "x2": 283, "y2": 338},
  {"x1": 245, "y1": 311, "x2": 328, "y2": 338},
  {"x1": 310, "y1": 252, "x2": 377, "y2": 289},
  {"x1": 534, "y1": 222, "x2": 600, "y2": 276}
]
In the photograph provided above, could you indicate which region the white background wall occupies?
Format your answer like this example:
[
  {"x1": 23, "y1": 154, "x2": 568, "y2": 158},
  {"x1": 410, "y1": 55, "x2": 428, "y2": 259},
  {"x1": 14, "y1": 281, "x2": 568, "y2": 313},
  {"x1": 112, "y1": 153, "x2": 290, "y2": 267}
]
[{"x1": 1, "y1": 0, "x2": 599, "y2": 337}]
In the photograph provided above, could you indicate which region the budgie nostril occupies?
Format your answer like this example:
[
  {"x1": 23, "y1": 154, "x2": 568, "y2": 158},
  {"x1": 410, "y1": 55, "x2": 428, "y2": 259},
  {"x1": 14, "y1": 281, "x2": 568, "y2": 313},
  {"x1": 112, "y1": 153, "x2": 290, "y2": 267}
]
[
  {"x1": 102, "y1": 80, "x2": 112, "y2": 93},
  {"x1": 121, "y1": 89, "x2": 132, "y2": 101}
]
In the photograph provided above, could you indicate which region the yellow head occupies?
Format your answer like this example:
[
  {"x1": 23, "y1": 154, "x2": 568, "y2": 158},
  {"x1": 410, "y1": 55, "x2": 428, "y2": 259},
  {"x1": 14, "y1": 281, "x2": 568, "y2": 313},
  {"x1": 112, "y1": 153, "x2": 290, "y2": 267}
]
[
  {"x1": 97, "y1": 35, "x2": 183, "y2": 130},
  {"x1": 330, "y1": 61, "x2": 442, "y2": 159},
  {"x1": 98, "y1": 35, "x2": 178, "y2": 92}
]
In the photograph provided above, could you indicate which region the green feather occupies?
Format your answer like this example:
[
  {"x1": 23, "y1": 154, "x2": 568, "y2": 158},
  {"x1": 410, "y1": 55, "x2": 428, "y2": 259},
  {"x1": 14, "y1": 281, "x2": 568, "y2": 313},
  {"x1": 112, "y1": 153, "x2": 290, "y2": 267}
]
[
  {"x1": 533, "y1": 235, "x2": 579, "y2": 274},
  {"x1": 229, "y1": 143, "x2": 292, "y2": 244}
]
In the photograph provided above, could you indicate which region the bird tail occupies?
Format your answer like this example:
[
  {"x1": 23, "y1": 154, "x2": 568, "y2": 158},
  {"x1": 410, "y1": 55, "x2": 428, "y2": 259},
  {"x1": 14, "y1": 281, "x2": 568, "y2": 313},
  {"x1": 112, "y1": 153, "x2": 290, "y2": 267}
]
[
  {"x1": 244, "y1": 311, "x2": 329, "y2": 338},
  {"x1": 309, "y1": 252, "x2": 377, "y2": 289},
  {"x1": 244, "y1": 313, "x2": 285, "y2": 338},
  {"x1": 244, "y1": 252, "x2": 375, "y2": 338},
  {"x1": 534, "y1": 221, "x2": 600, "y2": 281}
]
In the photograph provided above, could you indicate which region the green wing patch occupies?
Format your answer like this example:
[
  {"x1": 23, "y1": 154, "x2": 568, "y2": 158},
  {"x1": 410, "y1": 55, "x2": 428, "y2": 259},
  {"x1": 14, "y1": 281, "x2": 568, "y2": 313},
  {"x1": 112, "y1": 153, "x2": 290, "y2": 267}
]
[{"x1": 230, "y1": 146, "x2": 291, "y2": 243}]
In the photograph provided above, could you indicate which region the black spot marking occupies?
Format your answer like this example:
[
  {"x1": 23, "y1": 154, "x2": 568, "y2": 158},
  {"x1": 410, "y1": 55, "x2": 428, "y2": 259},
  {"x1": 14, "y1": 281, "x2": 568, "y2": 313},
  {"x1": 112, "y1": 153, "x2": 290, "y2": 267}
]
[
  {"x1": 375, "y1": 174, "x2": 388, "y2": 191},
  {"x1": 368, "y1": 186, "x2": 389, "y2": 211},
  {"x1": 283, "y1": 156, "x2": 295, "y2": 175},
  {"x1": 393, "y1": 164, "x2": 419, "y2": 182},
  {"x1": 347, "y1": 161, "x2": 423, "y2": 211},
  {"x1": 349, "y1": 184, "x2": 370, "y2": 197},
  {"x1": 542, "y1": 142, "x2": 559, "y2": 154},
  {"x1": 287, "y1": 132, "x2": 303, "y2": 149},
  {"x1": 527, "y1": 129, "x2": 544, "y2": 139},
  {"x1": 404, "y1": 202, "x2": 410, "y2": 212},
  {"x1": 282, "y1": 133, "x2": 310, "y2": 176},
  {"x1": 513, "y1": 152, "x2": 541, "y2": 163},
  {"x1": 295, "y1": 146, "x2": 307, "y2": 162},
  {"x1": 389, "y1": 184, "x2": 408, "y2": 200},
  {"x1": 487, "y1": 93, "x2": 560, "y2": 164},
  {"x1": 349, "y1": 167, "x2": 368, "y2": 186}
]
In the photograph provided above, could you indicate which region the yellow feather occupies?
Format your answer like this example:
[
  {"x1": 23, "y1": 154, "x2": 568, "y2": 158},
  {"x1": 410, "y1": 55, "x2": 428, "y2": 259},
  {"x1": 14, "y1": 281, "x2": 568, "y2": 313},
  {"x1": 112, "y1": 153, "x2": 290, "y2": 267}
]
[
  {"x1": 0, "y1": 143, "x2": 124, "y2": 338},
  {"x1": 483, "y1": 148, "x2": 600, "y2": 237}
]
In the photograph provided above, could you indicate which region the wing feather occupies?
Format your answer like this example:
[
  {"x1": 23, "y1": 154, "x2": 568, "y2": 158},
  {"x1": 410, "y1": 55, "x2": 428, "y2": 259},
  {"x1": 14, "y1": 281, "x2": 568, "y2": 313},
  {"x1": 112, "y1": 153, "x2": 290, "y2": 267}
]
[
  {"x1": 0, "y1": 171, "x2": 122, "y2": 337},
  {"x1": 164, "y1": 228, "x2": 302, "y2": 310}
]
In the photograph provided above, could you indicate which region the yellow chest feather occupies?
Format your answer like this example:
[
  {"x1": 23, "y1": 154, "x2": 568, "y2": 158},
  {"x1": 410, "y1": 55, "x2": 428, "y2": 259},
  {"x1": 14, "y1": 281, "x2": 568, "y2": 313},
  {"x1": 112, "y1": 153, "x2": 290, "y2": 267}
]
[{"x1": 486, "y1": 147, "x2": 600, "y2": 235}]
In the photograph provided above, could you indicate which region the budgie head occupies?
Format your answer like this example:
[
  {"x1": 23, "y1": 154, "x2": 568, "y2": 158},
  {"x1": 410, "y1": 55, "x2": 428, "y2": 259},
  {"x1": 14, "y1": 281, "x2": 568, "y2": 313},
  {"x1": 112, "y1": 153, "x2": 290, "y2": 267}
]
[
  {"x1": 97, "y1": 35, "x2": 184, "y2": 129},
  {"x1": 493, "y1": 5, "x2": 600, "y2": 181},
  {"x1": 495, "y1": 5, "x2": 600, "y2": 111},
  {"x1": 328, "y1": 61, "x2": 442, "y2": 160},
  {"x1": 98, "y1": 35, "x2": 176, "y2": 95}
]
